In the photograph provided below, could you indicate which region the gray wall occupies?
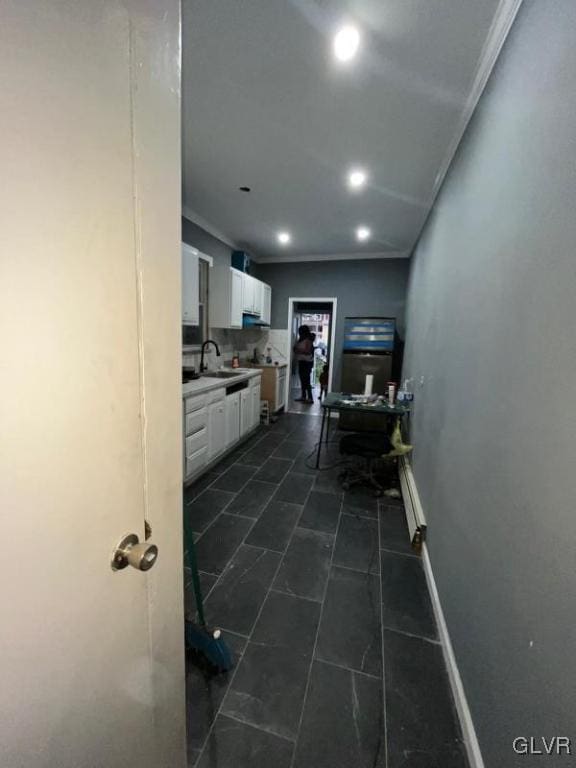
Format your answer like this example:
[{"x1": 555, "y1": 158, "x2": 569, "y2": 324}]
[
  {"x1": 182, "y1": 217, "x2": 232, "y2": 268},
  {"x1": 257, "y1": 259, "x2": 410, "y2": 389},
  {"x1": 402, "y1": 1, "x2": 576, "y2": 764}
]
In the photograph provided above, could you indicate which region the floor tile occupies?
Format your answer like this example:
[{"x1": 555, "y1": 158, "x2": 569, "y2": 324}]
[
  {"x1": 291, "y1": 448, "x2": 319, "y2": 476},
  {"x1": 385, "y1": 629, "x2": 467, "y2": 768},
  {"x1": 185, "y1": 570, "x2": 219, "y2": 619},
  {"x1": 257, "y1": 433, "x2": 287, "y2": 451},
  {"x1": 211, "y1": 464, "x2": 257, "y2": 493},
  {"x1": 380, "y1": 550, "x2": 438, "y2": 640},
  {"x1": 341, "y1": 503, "x2": 377, "y2": 520},
  {"x1": 185, "y1": 632, "x2": 247, "y2": 757},
  {"x1": 272, "y1": 440, "x2": 303, "y2": 460},
  {"x1": 236, "y1": 443, "x2": 271, "y2": 468},
  {"x1": 197, "y1": 715, "x2": 293, "y2": 768},
  {"x1": 315, "y1": 566, "x2": 382, "y2": 677},
  {"x1": 273, "y1": 472, "x2": 315, "y2": 504},
  {"x1": 222, "y1": 641, "x2": 310, "y2": 740},
  {"x1": 195, "y1": 514, "x2": 254, "y2": 575},
  {"x1": 379, "y1": 503, "x2": 413, "y2": 555},
  {"x1": 252, "y1": 591, "x2": 321, "y2": 656},
  {"x1": 253, "y1": 457, "x2": 293, "y2": 484},
  {"x1": 298, "y1": 490, "x2": 341, "y2": 534},
  {"x1": 333, "y1": 513, "x2": 379, "y2": 574},
  {"x1": 343, "y1": 487, "x2": 379, "y2": 515},
  {"x1": 273, "y1": 528, "x2": 334, "y2": 601},
  {"x1": 225, "y1": 480, "x2": 276, "y2": 518},
  {"x1": 183, "y1": 472, "x2": 219, "y2": 503},
  {"x1": 293, "y1": 660, "x2": 384, "y2": 768},
  {"x1": 314, "y1": 467, "x2": 344, "y2": 494},
  {"x1": 245, "y1": 500, "x2": 302, "y2": 553},
  {"x1": 185, "y1": 489, "x2": 236, "y2": 534},
  {"x1": 204, "y1": 546, "x2": 281, "y2": 636}
]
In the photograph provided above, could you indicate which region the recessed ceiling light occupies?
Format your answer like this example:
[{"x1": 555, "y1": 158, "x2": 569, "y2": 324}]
[
  {"x1": 348, "y1": 168, "x2": 367, "y2": 190},
  {"x1": 333, "y1": 25, "x2": 360, "y2": 63},
  {"x1": 277, "y1": 231, "x2": 291, "y2": 245},
  {"x1": 356, "y1": 226, "x2": 371, "y2": 242}
]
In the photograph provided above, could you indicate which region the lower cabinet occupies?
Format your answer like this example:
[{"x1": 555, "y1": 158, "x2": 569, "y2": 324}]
[
  {"x1": 225, "y1": 391, "x2": 241, "y2": 449},
  {"x1": 184, "y1": 375, "x2": 261, "y2": 482},
  {"x1": 251, "y1": 381, "x2": 261, "y2": 429},
  {"x1": 240, "y1": 388, "x2": 251, "y2": 437},
  {"x1": 208, "y1": 399, "x2": 226, "y2": 460}
]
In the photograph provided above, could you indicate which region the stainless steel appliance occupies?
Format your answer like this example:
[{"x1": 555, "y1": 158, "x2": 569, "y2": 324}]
[{"x1": 341, "y1": 317, "x2": 395, "y2": 394}]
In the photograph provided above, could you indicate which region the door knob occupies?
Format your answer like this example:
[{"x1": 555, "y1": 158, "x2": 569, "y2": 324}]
[{"x1": 111, "y1": 533, "x2": 158, "y2": 572}]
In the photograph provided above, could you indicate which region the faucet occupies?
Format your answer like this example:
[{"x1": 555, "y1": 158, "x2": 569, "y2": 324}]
[{"x1": 200, "y1": 339, "x2": 221, "y2": 373}]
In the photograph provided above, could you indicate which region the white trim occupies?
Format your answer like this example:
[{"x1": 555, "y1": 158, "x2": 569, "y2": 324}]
[
  {"x1": 422, "y1": 545, "x2": 485, "y2": 768},
  {"x1": 182, "y1": 206, "x2": 242, "y2": 251},
  {"x1": 420, "y1": 0, "x2": 524, "y2": 237},
  {"x1": 256, "y1": 250, "x2": 408, "y2": 265},
  {"x1": 181, "y1": 241, "x2": 213, "y2": 267},
  {"x1": 402, "y1": 464, "x2": 485, "y2": 767},
  {"x1": 399, "y1": 456, "x2": 426, "y2": 543},
  {"x1": 286, "y1": 297, "x2": 338, "y2": 410}
]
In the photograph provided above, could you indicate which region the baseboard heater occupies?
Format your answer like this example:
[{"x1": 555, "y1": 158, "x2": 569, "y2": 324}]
[{"x1": 399, "y1": 456, "x2": 427, "y2": 553}]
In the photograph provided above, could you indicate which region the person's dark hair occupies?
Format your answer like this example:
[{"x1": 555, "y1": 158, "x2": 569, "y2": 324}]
[{"x1": 298, "y1": 324, "x2": 311, "y2": 340}]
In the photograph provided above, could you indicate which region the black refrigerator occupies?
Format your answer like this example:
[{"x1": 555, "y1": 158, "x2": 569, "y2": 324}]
[{"x1": 341, "y1": 316, "x2": 395, "y2": 394}]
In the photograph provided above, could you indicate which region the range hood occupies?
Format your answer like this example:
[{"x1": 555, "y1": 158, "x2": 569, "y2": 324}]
[{"x1": 242, "y1": 314, "x2": 270, "y2": 328}]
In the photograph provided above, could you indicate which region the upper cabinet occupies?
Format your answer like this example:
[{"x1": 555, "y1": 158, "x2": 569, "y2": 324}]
[
  {"x1": 242, "y1": 273, "x2": 262, "y2": 316},
  {"x1": 261, "y1": 283, "x2": 271, "y2": 325},
  {"x1": 211, "y1": 266, "x2": 243, "y2": 329},
  {"x1": 211, "y1": 267, "x2": 272, "y2": 329},
  {"x1": 182, "y1": 243, "x2": 199, "y2": 326}
]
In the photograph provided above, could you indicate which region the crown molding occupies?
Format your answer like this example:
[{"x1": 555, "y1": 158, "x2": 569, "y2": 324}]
[
  {"x1": 255, "y1": 250, "x2": 408, "y2": 265},
  {"x1": 415, "y1": 0, "x2": 524, "y2": 249},
  {"x1": 181, "y1": 205, "x2": 240, "y2": 251}
]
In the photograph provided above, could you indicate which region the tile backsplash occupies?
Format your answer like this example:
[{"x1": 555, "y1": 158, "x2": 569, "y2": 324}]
[{"x1": 183, "y1": 327, "x2": 290, "y2": 372}]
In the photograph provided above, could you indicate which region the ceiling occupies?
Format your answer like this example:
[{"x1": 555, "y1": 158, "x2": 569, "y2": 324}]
[{"x1": 182, "y1": 0, "x2": 516, "y2": 262}]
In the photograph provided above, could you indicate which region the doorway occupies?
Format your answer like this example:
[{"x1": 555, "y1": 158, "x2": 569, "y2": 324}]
[{"x1": 286, "y1": 298, "x2": 337, "y2": 415}]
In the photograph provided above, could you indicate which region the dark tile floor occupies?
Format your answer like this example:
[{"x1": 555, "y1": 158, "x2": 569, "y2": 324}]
[{"x1": 184, "y1": 412, "x2": 468, "y2": 768}]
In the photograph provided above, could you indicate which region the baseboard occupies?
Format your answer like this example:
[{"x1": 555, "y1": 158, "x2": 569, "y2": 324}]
[
  {"x1": 421, "y1": 543, "x2": 485, "y2": 768},
  {"x1": 399, "y1": 457, "x2": 427, "y2": 546}
]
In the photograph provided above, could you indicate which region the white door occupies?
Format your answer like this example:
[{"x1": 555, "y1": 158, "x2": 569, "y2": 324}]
[
  {"x1": 240, "y1": 388, "x2": 251, "y2": 436},
  {"x1": 252, "y1": 278, "x2": 263, "y2": 317},
  {"x1": 0, "y1": 3, "x2": 185, "y2": 768},
  {"x1": 230, "y1": 269, "x2": 244, "y2": 328},
  {"x1": 225, "y1": 392, "x2": 241, "y2": 447},
  {"x1": 242, "y1": 272, "x2": 254, "y2": 313},
  {"x1": 261, "y1": 284, "x2": 272, "y2": 325},
  {"x1": 252, "y1": 383, "x2": 262, "y2": 428},
  {"x1": 209, "y1": 400, "x2": 226, "y2": 459},
  {"x1": 182, "y1": 244, "x2": 200, "y2": 325}
]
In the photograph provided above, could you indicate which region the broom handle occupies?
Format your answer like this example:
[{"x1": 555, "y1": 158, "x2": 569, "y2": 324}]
[{"x1": 183, "y1": 507, "x2": 207, "y2": 628}]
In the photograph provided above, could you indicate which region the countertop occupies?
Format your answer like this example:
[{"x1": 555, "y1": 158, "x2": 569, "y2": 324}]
[
  {"x1": 182, "y1": 368, "x2": 261, "y2": 398},
  {"x1": 248, "y1": 362, "x2": 288, "y2": 369}
]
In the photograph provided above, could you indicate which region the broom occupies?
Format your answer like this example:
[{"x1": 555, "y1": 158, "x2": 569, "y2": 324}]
[{"x1": 183, "y1": 507, "x2": 233, "y2": 672}]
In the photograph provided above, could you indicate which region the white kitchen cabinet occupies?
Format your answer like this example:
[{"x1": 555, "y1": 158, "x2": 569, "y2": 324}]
[
  {"x1": 211, "y1": 266, "x2": 244, "y2": 329},
  {"x1": 261, "y1": 283, "x2": 271, "y2": 325},
  {"x1": 251, "y1": 381, "x2": 261, "y2": 429},
  {"x1": 181, "y1": 243, "x2": 199, "y2": 326},
  {"x1": 242, "y1": 273, "x2": 254, "y2": 314},
  {"x1": 240, "y1": 388, "x2": 251, "y2": 436},
  {"x1": 225, "y1": 391, "x2": 241, "y2": 447},
  {"x1": 208, "y1": 399, "x2": 226, "y2": 460},
  {"x1": 230, "y1": 269, "x2": 243, "y2": 327}
]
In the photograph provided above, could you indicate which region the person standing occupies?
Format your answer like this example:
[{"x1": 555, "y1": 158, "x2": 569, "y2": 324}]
[{"x1": 294, "y1": 325, "x2": 314, "y2": 403}]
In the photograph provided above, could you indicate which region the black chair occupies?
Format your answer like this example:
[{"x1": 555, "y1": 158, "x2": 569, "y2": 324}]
[{"x1": 338, "y1": 432, "x2": 393, "y2": 497}]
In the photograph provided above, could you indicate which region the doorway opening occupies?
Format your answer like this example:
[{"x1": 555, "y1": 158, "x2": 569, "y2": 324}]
[{"x1": 286, "y1": 297, "x2": 337, "y2": 415}]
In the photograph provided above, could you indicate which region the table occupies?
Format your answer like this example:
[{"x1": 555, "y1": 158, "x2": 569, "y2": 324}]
[{"x1": 316, "y1": 392, "x2": 411, "y2": 469}]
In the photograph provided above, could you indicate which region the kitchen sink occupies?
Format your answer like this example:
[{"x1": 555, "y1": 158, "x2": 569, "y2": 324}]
[{"x1": 201, "y1": 371, "x2": 242, "y2": 379}]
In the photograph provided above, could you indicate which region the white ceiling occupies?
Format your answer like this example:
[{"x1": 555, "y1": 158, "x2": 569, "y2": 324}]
[{"x1": 182, "y1": 0, "x2": 517, "y2": 262}]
